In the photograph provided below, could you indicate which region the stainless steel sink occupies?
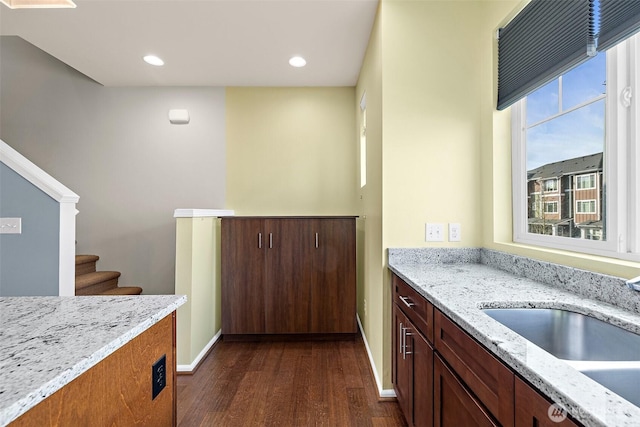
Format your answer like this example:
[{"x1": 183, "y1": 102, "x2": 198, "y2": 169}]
[
  {"x1": 482, "y1": 308, "x2": 640, "y2": 361},
  {"x1": 580, "y1": 366, "x2": 640, "y2": 407},
  {"x1": 482, "y1": 308, "x2": 640, "y2": 408}
]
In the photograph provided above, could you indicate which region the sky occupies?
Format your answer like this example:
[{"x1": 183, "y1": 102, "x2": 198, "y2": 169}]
[{"x1": 526, "y1": 47, "x2": 606, "y2": 171}]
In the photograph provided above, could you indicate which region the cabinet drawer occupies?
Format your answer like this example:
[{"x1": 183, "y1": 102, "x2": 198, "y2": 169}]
[
  {"x1": 393, "y1": 274, "x2": 433, "y2": 343},
  {"x1": 435, "y1": 310, "x2": 514, "y2": 427}
]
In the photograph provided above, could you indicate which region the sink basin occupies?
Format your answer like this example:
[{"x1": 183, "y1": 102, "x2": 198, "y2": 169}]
[
  {"x1": 482, "y1": 308, "x2": 640, "y2": 408},
  {"x1": 580, "y1": 366, "x2": 640, "y2": 407},
  {"x1": 482, "y1": 308, "x2": 640, "y2": 361}
]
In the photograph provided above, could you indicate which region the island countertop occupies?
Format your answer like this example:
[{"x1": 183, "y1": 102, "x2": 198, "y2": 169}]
[
  {"x1": 0, "y1": 294, "x2": 186, "y2": 426},
  {"x1": 388, "y1": 248, "x2": 640, "y2": 427}
]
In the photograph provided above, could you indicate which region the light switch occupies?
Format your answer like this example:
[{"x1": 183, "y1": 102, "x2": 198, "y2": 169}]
[
  {"x1": 0, "y1": 218, "x2": 21, "y2": 234},
  {"x1": 425, "y1": 223, "x2": 444, "y2": 242}
]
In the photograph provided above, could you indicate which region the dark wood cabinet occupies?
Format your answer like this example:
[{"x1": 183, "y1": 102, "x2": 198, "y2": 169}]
[
  {"x1": 391, "y1": 272, "x2": 584, "y2": 427},
  {"x1": 222, "y1": 217, "x2": 356, "y2": 336},
  {"x1": 434, "y1": 310, "x2": 514, "y2": 427},
  {"x1": 221, "y1": 218, "x2": 266, "y2": 334},
  {"x1": 392, "y1": 277, "x2": 434, "y2": 427},
  {"x1": 434, "y1": 354, "x2": 498, "y2": 427},
  {"x1": 515, "y1": 377, "x2": 579, "y2": 427}
]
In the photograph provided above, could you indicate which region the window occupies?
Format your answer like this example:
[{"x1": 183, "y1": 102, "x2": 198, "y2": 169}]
[
  {"x1": 576, "y1": 200, "x2": 596, "y2": 214},
  {"x1": 544, "y1": 179, "x2": 558, "y2": 192},
  {"x1": 512, "y1": 33, "x2": 640, "y2": 261},
  {"x1": 544, "y1": 202, "x2": 558, "y2": 213},
  {"x1": 576, "y1": 174, "x2": 596, "y2": 190},
  {"x1": 360, "y1": 93, "x2": 367, "y2": 189}
]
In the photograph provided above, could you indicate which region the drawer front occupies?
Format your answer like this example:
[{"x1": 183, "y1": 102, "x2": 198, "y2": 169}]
[
  {"x1": 393, "y1": 274, "x2": 434, "y2": 343},
  {"x1": 435, "y1": 310, "x2": 514, "y2": 427}
]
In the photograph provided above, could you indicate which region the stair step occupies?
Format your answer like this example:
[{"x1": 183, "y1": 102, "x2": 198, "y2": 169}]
[
  {"x1": 76, "y1": 271, "x2": 120, "y2": 293},
  {"x1": 75, "y1": 255, "x2": 100, "y2": 276},
  {"x1": 99, "y1": 287, "x2": 143, "y2": 296}
]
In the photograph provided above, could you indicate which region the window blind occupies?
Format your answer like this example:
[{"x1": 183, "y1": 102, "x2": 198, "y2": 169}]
[
  {"x1": 598, "y1": 0, "x2": 640, "y2": 51},
  {"x1": 497, "y1": 0, "x2": 595, "y2": 111}
]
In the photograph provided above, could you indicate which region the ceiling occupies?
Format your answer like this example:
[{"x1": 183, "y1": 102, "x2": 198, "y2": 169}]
[{"x1": 0, "y1": 0, "x2": 379, "y2": 87}]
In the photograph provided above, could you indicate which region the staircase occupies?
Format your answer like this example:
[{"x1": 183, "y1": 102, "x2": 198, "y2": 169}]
[{"x1": 75, "y1": 255, "x2": 143, "y2": 296}]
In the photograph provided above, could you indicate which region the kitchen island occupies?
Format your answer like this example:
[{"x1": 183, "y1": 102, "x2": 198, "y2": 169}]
[
  {"x1": 389, "y1": 248, "x2": 640, "y2": 427},
  {"x1": 0, "y1": 295, "x2": 186, "y2": 426}
]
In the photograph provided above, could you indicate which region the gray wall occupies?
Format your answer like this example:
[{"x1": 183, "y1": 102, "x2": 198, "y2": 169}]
[
  {"x1": 0, "y1": 162, "x2": 59, "y2": 296},
  {"x1": 0, "y1": 36, "x2": 227, "y2": 295}
]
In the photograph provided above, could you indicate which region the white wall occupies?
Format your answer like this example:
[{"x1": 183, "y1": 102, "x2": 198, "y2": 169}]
[{"x1": 0, "y1": 36, "x2": 226, "y2": 294}]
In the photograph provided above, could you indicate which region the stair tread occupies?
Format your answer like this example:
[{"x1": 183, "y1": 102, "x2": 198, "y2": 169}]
[
  {"x1": 99, "y1": 287, "x2": 143, "y2": 296},
  {"x1": 75, "y1": 255, "x2": 99, "y2": 265},
  {"x1": 75, "y1": 271, "x2": 121, "y2": 289}
]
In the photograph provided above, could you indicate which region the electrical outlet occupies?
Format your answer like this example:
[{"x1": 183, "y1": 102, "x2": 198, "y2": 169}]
[
  {"x1": 449, "y1": 223, "x2": 461, "y2": 242},
  {"x1": 152, "y1": 354, "x2": 166, "y2": 400},
  {"x1": 0, "y1": 218, "x2": 21, "y2": 234},
  {"x1": 425, "y1": 223, "x2": 445, "y2": 242}
]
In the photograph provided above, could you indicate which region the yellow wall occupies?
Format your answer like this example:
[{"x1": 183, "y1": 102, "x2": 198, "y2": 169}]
[
  {"x1": 226, "y1": 87, "x2": 358, "y2": 216},
  {"x1": 355, "y1": 1, "x2": 385, "y2": 391},
  {"x1": 175, "y1": 217, "x2": 222, "y2": 368}
]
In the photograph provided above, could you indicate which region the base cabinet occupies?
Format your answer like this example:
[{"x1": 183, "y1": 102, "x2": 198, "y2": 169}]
[
  {"x1": 515, "y1": 378, "x2": 579, "y2": 427},
  {"x1": 222, "y1": 217, "x2": 356, "y2": 335},
  {"x1": 391, "y1": 273, "x2": 584, "y2": 427},
  {"x1": 392, "y1": 278, "x2": 434, "y2": 427},
  {"x1": 434, "y1": 355, "x2": 497, "y2": 427}
]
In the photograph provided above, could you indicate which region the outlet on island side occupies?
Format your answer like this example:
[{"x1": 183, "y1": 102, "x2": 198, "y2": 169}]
[{"x1": 152, "y1": 354, "x2": 166, "y2": 400}]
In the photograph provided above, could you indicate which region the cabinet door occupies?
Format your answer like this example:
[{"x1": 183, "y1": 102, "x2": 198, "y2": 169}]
[
  {"x1": 264, "y1": 219, "x2": 313, "y2": 333},
  {"x1": 310, "y1": 218, "x2": 356, "y2": 333},
  {"x1": 412, "y1": 326, "x2": 434, "y2": 427},
  {"x1": 221, "y1": 218, "x2": 266, "y2": 334},
  {"x1": 434, "y1": 355, "x2": 498, "y2": 427},
  {"x1": 394, "y1": 304, "x2": 413, "y2": 423},
  {"x1": 515, "y1": 377, "x2": 580, "y2": 427}
]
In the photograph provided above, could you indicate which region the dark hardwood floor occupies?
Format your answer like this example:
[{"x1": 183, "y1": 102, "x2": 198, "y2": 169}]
[{"x1": 177, "y1": 334, "x2": 407, "y2": 426}]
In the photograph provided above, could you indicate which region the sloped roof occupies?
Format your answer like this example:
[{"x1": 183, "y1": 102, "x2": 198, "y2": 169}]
[{"x1": 528, "y1": 152, "x2": 603, "y2": 181}]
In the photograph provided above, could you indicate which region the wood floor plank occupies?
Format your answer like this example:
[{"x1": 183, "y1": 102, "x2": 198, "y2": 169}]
[{"x1": 177, "y1": 334, "x2": 408, "y2": 426}]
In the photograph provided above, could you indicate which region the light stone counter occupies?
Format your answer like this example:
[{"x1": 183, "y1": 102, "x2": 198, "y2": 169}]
[
  {"x1": 0, "y1": 295, "x2": 186, "y2": 426},
  {"x1": 388, "y1": 248, "x2": 640, "y2": 427}
]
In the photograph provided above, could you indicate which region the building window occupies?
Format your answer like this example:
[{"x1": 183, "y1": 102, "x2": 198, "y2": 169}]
[
  {"x1": 576, "y1": 200, "x2": 596, "y2": 214},
  {"x1": 544, "y1": 201, "x2": 558, "y2": 213},
  {"x1": 576, "y1": 174, "x2": 596, "y2": 190},
  {"x1": 544, "y1": 179, "x2": 558, "y2": 192},
  {"x1": 512, "y1": 33, "x2": 640, "y2": 261}
]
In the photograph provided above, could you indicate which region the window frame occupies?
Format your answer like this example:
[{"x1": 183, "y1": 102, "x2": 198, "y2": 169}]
[
  {"x1": 544, "y1": 201, "x2": 559, "y2": 213},
  {"x1": 575, "y1": 173, "x2": 596, "y2": 190},
  {"x1": 511, "y1": 34, "x2": 640, "y2": 261},
  {"x1": 576, "y1": 200, "x2": 597, "y2": 214}
]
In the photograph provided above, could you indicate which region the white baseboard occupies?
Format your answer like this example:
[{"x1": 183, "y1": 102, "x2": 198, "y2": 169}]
[
  {"x1": 357, "y1": 314, "x2": 396, "y2": 398},
  {"x1": 177, "y1": 329, "x2": 221, "y2": 373}
]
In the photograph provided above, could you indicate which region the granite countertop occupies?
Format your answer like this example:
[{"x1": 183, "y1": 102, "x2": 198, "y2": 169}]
[
  {"x1": 0, "y1": 295, "x2": 186, "y2": 426},
  {"x1": 388, "y1": 248, "x2": 640, "y2": 427}
]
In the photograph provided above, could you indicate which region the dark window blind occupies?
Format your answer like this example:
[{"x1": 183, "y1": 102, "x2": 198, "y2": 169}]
[
  {"x1": 598, "y1": 0, "x2": 640, "y2": 51},
  {"x1": 497, "y1": 0, "x2": 595, "y2": 110}
]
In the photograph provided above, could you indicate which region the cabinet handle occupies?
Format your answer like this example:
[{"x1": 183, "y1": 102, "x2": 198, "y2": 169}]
[
  {"x1": 404, "y1": 330, "x2": 413, "y2": 356},
  {"x1": 315, "y1": 232, "x2": 319, "y2": 248},
  {"x1": 258, "y1": 233, "x2": 262, "y2": 249},
  {"x1": 399, "y1": 296, "x2": 415, "y2": 308},
  {"x1": 269, "y1": 233, "x2": 273, "y2": 249}
]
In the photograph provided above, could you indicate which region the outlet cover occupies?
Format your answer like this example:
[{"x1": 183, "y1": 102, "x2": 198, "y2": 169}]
[
  {"x1": 425, "y1": 223, "x2": 445, "y2": 242},
  {"x1": 152, "y1": 354, "x2": 166, "y2": 400},
  {"x1": 449, "y1": 223, "x2": 461, "y2": 242},
  {"x1": 0, "y1": 218, "x2": 21, "y2": 234}
]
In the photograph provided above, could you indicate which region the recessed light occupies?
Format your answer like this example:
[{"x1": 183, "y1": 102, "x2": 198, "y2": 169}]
[
  {"x1": 143, "y1": 55, "x2": 164, "y2": 67},
  {"x1": 289, "y1": 56, "x2": 307, "y2": 68},
  {"x1": 0, "y1": 0, "x2": 76, "y2": 8}
]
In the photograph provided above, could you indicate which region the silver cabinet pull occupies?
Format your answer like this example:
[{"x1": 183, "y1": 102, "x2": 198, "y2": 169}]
[
  {"x1": 315, "y1": 232, "x2": 319, "y2": 248},
  {"x1": 399, "y1": 296, "x2": 415, "y2": 308},
  {"x1": 258, "y1": 233, "x2": 262, "y2": 249},
  {"x1": 404, "y1": 330, "x2": 413, "y2": 356},
  {"x1": 269, "y1": 233, "x2": 273, "y2": 249}
]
